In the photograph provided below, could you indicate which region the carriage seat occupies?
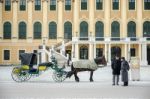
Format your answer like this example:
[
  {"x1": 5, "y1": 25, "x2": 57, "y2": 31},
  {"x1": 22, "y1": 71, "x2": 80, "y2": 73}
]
[{"x1": 38, "y1": 62, "x2": 53, "y2": 67}]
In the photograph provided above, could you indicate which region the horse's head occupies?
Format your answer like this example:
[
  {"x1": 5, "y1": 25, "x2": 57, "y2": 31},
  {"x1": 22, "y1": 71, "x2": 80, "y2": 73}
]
[{"x1": 94, "y1": 56, "x2": 107, "y2": 66}]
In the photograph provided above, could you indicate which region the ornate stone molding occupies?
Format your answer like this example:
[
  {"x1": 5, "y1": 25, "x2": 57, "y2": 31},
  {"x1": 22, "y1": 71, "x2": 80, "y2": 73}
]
[
  {"x1": 27, "y1": 0, "x2": 33, "y2": 3},
  {"x1": 57, "y1": 0, "x2": 64, "y2": 2},
  {"x1": 42, "y1": 0, "x2": 48, "y2": 2},
  {"x1": 12, "y1": 0, "x2": 18, "y2": 3},
  {"x1": 0, "y1": 0, "x2": 3, "y2": 3}
]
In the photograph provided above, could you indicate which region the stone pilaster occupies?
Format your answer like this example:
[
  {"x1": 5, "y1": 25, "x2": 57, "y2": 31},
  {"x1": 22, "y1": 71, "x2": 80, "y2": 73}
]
[
  {"x1": 104, "y1": 0, "x2": 110, "y2": 37},
  {"x1": 0, "y1": 1, "x2": 2, "y2": 39},
  {"x1": 75, "y1": 43, "x2": 79, "y2": 60},
  {"x1": 73, "y1": 0, "x2": 79, "y2": 37},
  {"x1": 12, "y1": 0, "x2": 18, "y2": 41},
  {"x1": 89, "y1": 0, "x2": 94, "y2": 36},
  {"x1": 137, "y1": 0, "x2": 142, "y2": 38},
  {"x1": 105, "y1": 44, "x2": 108, "y2": 62},
  {"x1": 27, "y1": 0, "x2": 33, "y2": 42},
  {"x1": 124, "y1": 44, "x2": 128, "y2": 60},
  {"x1": 121, "y1": 0, "x2": 127, "y2": 37},
  {"x1": 42, "y1": 0, "x2": 48, "y2": 42},
  {"x1": 141, "y1": 44, "x2": 147, "y2": 66},
  {"x1": 108, "y1": 44, "x2": 111, "y2": 65},
  {"x1": 89, "y1": 44, "x2": 93, "y2": 60},
  {"x1": 57, "y1": 0, "x2": 63, "y2": 41}
]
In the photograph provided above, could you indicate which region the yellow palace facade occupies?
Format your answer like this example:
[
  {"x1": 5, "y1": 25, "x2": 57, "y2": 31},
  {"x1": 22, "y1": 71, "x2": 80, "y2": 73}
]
[{"x1": 0, "y1": 0, "x2": 150, "y2": 65}]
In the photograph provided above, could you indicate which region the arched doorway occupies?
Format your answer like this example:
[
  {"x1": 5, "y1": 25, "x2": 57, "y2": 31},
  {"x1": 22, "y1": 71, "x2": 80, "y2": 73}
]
[
  {"x1": 80, "y1": 46, "x2": 88, "y2": 59},
  {"x1": 111, "y1": 46, "x2": 121, "y2": 60},
  {"x1": 147, "y1": 45, "x2": 150, "y2": 65}
]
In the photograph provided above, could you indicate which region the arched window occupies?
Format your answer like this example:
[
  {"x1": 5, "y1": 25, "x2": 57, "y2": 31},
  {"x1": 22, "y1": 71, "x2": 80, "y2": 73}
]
[
  {"x1": 64, "y1": 22, "x2": 72, "y2": 40},
  {"x1": 95, "y1": 21, "x2": 104, "y2": 40},
  {"x1": 49, "y1": 22, "x2": 57, "y2": 39},
  {"x1": 3, "y1": 22, "x2": 11, "y2": 39},
  {"x1": 80, "y1": 21, "x2": 88, "y2": 40},
  {"x1": 143, "y1": 21, "x2": 150, "y2": 37},
  {"x1": 127, "y1": 21, "x2": 136, "y2": 40},
  {"x1": 111, "y1": 21, "x2": 120, "y2": 40},
  {"x1": 19, "y1": 22, "x2": 26, "y2": 39},
  {"x1": 34, "y1": 22, "x2": 42, "y2": 39}
]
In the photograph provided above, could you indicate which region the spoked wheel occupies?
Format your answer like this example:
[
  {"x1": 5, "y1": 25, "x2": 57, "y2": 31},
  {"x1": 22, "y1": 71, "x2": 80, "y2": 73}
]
[
  {"x1": 52, "y1": 71, "x2": 67, "y2": 82},
  {"x1": 11, "y1": 67, "x2": 31, "y2": 82}
]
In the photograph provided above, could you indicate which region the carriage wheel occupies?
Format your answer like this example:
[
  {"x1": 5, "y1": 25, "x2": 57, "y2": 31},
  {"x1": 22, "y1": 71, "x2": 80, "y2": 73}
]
[
  {"x1": 52, "y1": 71, "x2": 67, "y2": 82},
  {"x1": 11, "y1": 67, "x2": 31, "y2": 82}
]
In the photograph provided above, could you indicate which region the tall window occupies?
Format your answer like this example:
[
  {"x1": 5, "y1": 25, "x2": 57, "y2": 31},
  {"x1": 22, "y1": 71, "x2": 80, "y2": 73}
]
[
  {"x1": 50, "y1": 0, "x2": 56, "y2": 10},
  {"x1": 20, "y1": 0, "x2": 26, "y2": 11},
  {"x1": 130, "y1": 48, "x2": 136, "y2": 57},
  {"x1": 19, "y1": 50, "x2": 25, "y2": 60},
  {"x1": 80, "y1": 46, "x2": 88, "y2": 59},
  {"x1": 128, "y1": 21, "x2": 136, "y2": 41},
  {"x1": 95, "y1": 21, "x2": 104, "y2": 40},
  {"x1": 144, "y1": 0, "x2": 150, "y2": 10},
  {"x1": 64, "y1": 22, "x2": 72, "y2": 39},
  {"x1": 4, "y1": 50, "x2": 10, "y2": 60},
  {"x1": 113, "y1": 0, "x2": 119, "y2": 10},
  {"x1": 35, "y1": 0, "x2": 41, "y2": 10},
  {"x1": 129, "y1": 0, "x2": 135, "y2": 10},
  {"x1": 96, "y1": 0, "x2": 103, "y2": 10},
  {"x1": 81, "y1": 0, "x2": 87, "y2": 10},
  {"x1": 80, "y1": 21, "x2": 88, "y2": 40},
  {"x1": 3, "y1": 22, "x2": 11, "y2": 39},
  {"x1": 111, "y1": 21, "x2": 120, "y2": 40},
  {"x1": 34, "y1": 22, "x2": 42, "y2": 39},
  {"x1": 5, "y1": 0, "x2": 11, "y2": 11},
  {"x1": 19, "y1": 22, "x2": 26, "y2": 39},
  {"x1": 49, "y1": 22, "x2": 57, "y2": 39},
  {"x1": 65, "y1": 0, "x2": 71, "y2": 10},
  {"x1": 143, "y1": 21, "x2": 150, "y2": 37}
]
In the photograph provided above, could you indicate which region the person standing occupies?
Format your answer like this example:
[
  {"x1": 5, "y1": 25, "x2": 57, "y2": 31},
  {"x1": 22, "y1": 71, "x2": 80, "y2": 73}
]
[
  {"x1": 111, "y1": 56, "x2": 121, "y2": 85},
  {"x1": 121, "y1": 57, "x2": 130, "y2": 86}
]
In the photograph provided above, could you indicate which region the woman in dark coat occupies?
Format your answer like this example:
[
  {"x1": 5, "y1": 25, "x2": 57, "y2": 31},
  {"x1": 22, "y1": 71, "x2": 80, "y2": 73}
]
[
  {"x1": 111, "y1": 56, "x2": 121, "y2": 85},
  {"x1": 121, "y1": 57, "x2": 130, "y2": 86}
]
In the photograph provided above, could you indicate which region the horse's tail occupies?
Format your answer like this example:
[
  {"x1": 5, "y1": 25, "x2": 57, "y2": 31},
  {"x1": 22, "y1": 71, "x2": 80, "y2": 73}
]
[{"x1": 66, "y1": 63, "x2": 75, "y2": 78}]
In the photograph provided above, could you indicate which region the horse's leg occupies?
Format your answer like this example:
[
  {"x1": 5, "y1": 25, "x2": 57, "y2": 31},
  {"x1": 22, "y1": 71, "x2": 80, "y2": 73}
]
[
  {"x1": 74, "y1": 70, "x2": 79, "y2": 82},
  {"x1": 90, "y1": 71, "x2": 94, "y2": 82}
]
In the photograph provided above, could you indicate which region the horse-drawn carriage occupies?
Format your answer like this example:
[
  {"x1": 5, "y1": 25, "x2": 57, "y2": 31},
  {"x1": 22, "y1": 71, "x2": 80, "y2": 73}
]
[
  {"x1": 11, "y1": 52, "x2": 107, "y2": 82},
  {"x1": 11, "y1": 53, "x2": 68, "y2": 82}
]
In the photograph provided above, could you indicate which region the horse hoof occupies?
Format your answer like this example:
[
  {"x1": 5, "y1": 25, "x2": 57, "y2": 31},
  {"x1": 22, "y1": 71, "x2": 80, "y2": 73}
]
[
  {"x1": 75, "y1": 79, "x2": 79, "y2": 82},
  {"x1": 90, "y1": 79, "x2": 94, "y2": 82},
  {"x1": 75, "y1": 80, "x2": 79, "y2": 82}
]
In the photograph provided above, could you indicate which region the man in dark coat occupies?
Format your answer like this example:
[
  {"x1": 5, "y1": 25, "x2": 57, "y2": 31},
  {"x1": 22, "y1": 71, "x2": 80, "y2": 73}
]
[
  {"x1": 121, "y1": 57, "x2": 130, "y2": 86},
  {"x1": 111, "y1": 56, "x2": 121, "y2": 85}
]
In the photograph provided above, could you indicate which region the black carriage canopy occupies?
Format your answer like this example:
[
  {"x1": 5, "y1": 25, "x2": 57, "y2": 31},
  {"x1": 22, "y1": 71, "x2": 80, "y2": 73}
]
[{"x1": 20, "y1": 53, "x2": 37, "y2": 66}]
